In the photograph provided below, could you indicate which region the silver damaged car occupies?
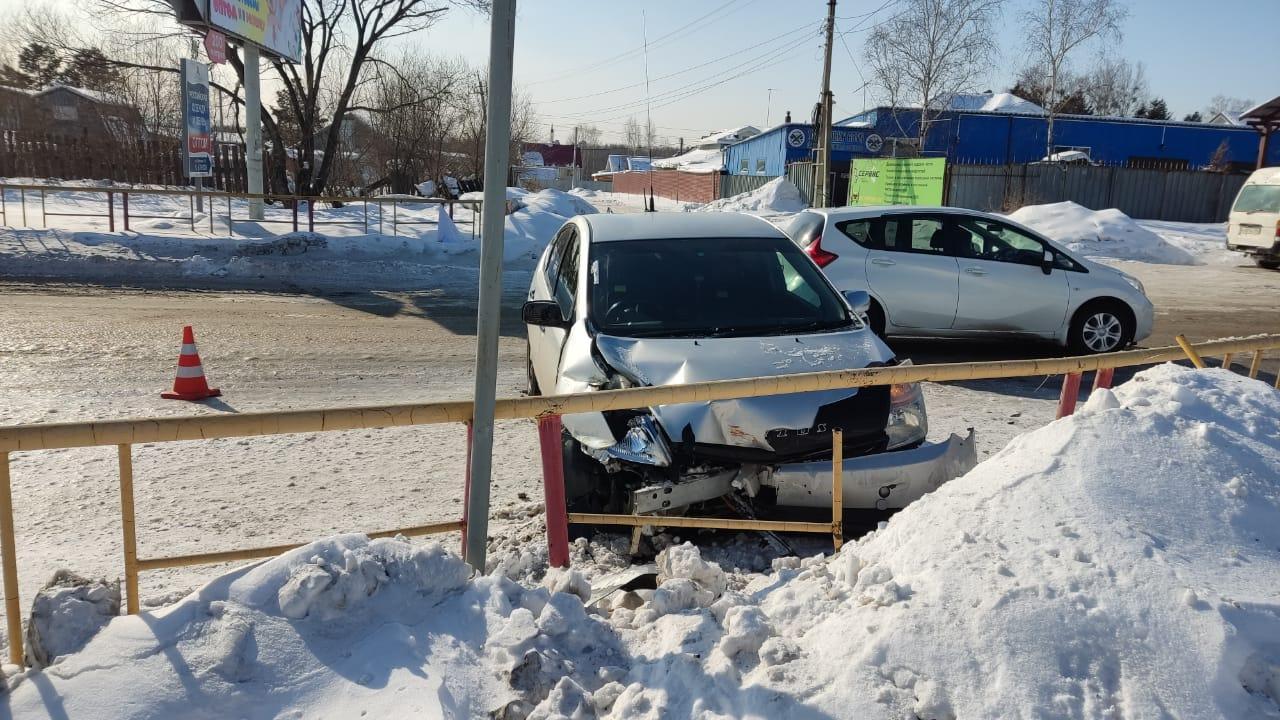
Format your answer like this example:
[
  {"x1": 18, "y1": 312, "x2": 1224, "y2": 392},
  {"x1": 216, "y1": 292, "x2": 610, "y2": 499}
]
[{"x1": 523, "y1": 212, "x2": 976, "y2": 518}]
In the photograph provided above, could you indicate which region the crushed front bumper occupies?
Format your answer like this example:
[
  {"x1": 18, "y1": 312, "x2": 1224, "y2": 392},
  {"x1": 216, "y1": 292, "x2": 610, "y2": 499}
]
[{"x1": 763, "y1": 429, "x2": 977, "y2": 510}]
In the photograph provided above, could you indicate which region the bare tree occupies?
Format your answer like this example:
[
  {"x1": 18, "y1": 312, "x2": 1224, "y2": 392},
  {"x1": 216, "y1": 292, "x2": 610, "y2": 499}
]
[
  {"x1": 864, "y1": 0, "x2": 1003, "y2": 145},
  {"x1": 1080, "y1": 55, "x2": 1146, "y2": 117},
  {"x1": 623, "y1": 115, "x2": 655, "y2": 155},
  {"x1": 574, "y1": 124, "x2": 601, "y2": 148},
  {"x1": 1021, "y1": 0, "x2": 1127, "y2": 155},
  {"x1": 1205, "y1": 94, "x2": 1255, "y2": 121}
]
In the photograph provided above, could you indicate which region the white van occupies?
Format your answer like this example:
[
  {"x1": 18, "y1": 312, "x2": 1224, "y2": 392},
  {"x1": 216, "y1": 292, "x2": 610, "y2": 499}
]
[{"x1": 1226, "y1": 167, "x2": 1280, "y2": 269}]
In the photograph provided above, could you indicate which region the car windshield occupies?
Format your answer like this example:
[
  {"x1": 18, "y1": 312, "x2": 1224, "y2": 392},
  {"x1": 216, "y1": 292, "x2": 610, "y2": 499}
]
[
  {"x1": 588, "y1": 236, "x2": 854, "y2": 338},
  {"x1": 1234, "y1": 185, "x2": 1280, "y2": 214}
]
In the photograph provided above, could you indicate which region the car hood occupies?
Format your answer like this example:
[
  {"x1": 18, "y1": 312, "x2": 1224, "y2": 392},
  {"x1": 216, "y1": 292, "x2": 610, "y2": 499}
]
[{"x1": 594, "y1": 328, "x2": 893, "y2": 451}]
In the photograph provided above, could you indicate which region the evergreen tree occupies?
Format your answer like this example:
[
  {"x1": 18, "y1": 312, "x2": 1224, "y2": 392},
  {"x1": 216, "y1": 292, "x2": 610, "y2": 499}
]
[
  {"x1": 1145, "y1": 98, "x2": 1170, "y2": 120},
  {"x1": 1183, "y1": 111, "x2": 1203, "y2": 122}
]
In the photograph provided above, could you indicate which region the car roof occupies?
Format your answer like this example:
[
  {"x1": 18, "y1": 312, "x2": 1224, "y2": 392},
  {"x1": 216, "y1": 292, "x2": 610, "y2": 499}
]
[
  {"x1": 810, "y1": 205, "x2": 988, "y2": 219},
  {"x1": 579, "y1": 211, "x2": 783, "y2": 242}
]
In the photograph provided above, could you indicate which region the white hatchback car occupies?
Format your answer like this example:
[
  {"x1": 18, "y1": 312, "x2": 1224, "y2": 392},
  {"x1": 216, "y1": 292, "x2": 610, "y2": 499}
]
[{"x1": 786, "y1": 207, "x2": 1154, "y2": 354}]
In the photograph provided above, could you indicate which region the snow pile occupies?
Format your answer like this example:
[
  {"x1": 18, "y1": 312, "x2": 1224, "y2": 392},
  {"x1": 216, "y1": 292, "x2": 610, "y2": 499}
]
[
  {"x1": 8, "y1": 535, "x2": 625, "y2": 719},
  {"x1": 697, "y1": 178, "x2": 808, "y2": 216},
  {"x1": 651, "y1": 147, "x2": 725, "y2": 173},
  {"x1": 0, "y1": 186, "x2": 591, "y2": 291},
  {"x1": 1008, "y1": 201, "x2": 1199, "y2": 265},
  {"x1": 605, "y1": 365, "x2": 1280, "y2": 718},
  {"x1": 1136, "y1": 219, "x2": 1239, "y2": 265}
]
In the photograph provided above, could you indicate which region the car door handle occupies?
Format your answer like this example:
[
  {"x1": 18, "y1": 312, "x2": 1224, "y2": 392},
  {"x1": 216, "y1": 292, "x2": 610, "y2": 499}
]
[
  {"x1": 963, "y1": 267, "x2": 988, "y2": 276},
  {"x1": 871, "y1": 258, "x2": 896, "y2": 266}
]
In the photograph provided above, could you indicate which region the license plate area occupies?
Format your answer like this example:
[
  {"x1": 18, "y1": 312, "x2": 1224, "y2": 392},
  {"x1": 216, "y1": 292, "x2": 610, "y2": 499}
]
[{"x1": 1240, "y1": 224, "x2": 1262, "y2": 236}]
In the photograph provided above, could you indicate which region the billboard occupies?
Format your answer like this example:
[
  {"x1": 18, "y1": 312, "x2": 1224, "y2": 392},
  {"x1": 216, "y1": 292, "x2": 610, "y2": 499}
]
[
  {"x1": 207, "y1": 0, "x2": 302, "y2": 62},
  {"x1": 848, "y1": 158, "x2": 946, "y2": 206},
  {"x1": 180, "y1": 58, "x2": 213, "y2": 178}
]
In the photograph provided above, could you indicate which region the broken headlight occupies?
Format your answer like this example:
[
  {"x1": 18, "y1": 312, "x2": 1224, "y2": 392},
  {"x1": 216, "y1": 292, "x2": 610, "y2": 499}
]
[
  {"x1": 587, "y1": 414, "x2": 672, "y2": 467},
  {"x1": 885, "y1": 373, "x2": 928, "y2": 450}
]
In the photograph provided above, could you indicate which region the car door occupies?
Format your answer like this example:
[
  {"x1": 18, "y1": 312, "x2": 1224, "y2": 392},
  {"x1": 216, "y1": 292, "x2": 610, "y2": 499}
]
[
  {"x1": 528, "y1": 226, "x2": 579, "y2": 390},
  {"x1": 864, "y1": 213, "x2": 960, "y2": 329},
  {"x1": 949, "y1": 215, "x2": 1069, "y2": 334}
]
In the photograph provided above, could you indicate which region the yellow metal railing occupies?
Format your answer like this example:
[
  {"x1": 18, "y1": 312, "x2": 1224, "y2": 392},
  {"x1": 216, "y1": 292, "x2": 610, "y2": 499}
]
[{"x1": 0, "y1": 333, "x2": 1276, "y2": 663}]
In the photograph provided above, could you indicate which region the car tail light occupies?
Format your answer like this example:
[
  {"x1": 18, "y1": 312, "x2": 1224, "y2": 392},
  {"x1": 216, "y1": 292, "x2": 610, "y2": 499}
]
[
  {"x1": 805, "y1": 234, "x2": 838, "y2": 268},
  {"x1": 1275, "y1": 220, "x2": 1280, "y2": 238}
]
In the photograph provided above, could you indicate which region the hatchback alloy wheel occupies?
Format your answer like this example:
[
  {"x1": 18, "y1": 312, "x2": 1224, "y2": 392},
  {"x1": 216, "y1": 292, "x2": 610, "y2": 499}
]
[{"x1": 1082, "y1": 311, "x2": 1124, "y2": 352}]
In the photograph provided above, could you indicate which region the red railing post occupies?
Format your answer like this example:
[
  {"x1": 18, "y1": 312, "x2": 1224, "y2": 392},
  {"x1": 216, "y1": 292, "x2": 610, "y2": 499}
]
[
  {"x1": 1056, "y1": 372, "x2": 1083, "y2": 418},
  {"x1": 537, "y1": 415, "x2": 571, "y2": 568},
  {"x1": 1092, "y1": 367, "x2": 1115, "y2": 391},
  {"x1": 461, "y1": 421, "x2": 473, "y2": 560}
]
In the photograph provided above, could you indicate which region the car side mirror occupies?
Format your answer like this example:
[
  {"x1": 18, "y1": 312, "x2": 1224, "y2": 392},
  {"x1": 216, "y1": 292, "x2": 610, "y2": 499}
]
[
  {"x1": 1041, "y1": 249, "x2": 1054, "y2": 275},
  {"x1": 843, "y1": 290, "x2": 872, "y2": 316},
  {"x1": 522, "y1": 300, "x2": 570, "y2": 328}
]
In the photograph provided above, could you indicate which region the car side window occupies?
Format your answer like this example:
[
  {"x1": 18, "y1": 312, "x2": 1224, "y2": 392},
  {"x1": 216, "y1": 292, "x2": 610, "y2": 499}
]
[
  {"x1": 834, "y1": 219, "x2": 879, "y2": 249},
  {"x1": 543, "y1": 227, "x2": 571, "y2": 289},
  {"x1": 958, "y1": 218, "x2": 1046, "y2": 267},
  {"x1": 554, "y1": 234, "x2": 580, "y2": 317},
  {"x1": 882, "y1": 216, "x2": 950, "y2": 255}
]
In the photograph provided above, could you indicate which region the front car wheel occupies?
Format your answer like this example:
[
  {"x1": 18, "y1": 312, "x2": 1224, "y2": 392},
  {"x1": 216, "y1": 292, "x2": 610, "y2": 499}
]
[{"x1": 1069, "y1": 303, "x2": 1134, "y2": 354}]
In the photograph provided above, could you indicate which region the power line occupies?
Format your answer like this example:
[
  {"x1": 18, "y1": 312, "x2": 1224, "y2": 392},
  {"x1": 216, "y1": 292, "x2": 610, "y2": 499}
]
[
  {"x1": 524, "y1": 0, "x2": 754, "y2": 87},
  {"x1": 534, "y1": 20, "x2": 818, "y2": 105},
  {"x1": 548, "y1": 29, "x2": 820, "y2": 122}
]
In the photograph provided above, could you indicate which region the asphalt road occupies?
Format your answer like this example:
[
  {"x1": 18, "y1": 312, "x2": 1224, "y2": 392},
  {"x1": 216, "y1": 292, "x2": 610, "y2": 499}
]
[{"x1": 0, "y1": 260, "x2": 1276, "y2": 425}]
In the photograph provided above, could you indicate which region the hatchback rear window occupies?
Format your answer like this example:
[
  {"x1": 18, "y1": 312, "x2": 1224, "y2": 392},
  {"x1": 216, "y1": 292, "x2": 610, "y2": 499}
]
[
  {"x1": 783, "y1": 211, "x2": 825, "y2": 248},
  {"x1": 1233, "y1": 185, "x2": 1280, "y2": 214}
]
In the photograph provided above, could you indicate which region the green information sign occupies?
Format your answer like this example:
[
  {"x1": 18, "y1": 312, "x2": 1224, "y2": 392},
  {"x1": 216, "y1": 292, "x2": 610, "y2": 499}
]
[{"x1": 847, "y1": 157, "x2": 947, "y2": 206}]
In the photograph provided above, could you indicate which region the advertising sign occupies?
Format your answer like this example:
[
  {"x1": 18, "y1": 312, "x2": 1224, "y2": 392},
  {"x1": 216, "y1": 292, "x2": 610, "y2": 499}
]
[
  {"x1": 848, "y1": 158, "x2": 946, "y2": 206},
  {"x1": 180, "y1": 58, "x2": 213, "y2": 178},
  {"x1": 203, "y1": 28, "x2": 227, "y2": 64},
  {"x1": 207, "y1": 0, "x2": 302, "y2": 62}
]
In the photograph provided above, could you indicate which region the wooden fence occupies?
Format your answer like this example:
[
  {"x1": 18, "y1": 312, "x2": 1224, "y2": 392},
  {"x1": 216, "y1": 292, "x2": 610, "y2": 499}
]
[{"x1": 0, "y1": 134, "x2": 256, "y2": 192}]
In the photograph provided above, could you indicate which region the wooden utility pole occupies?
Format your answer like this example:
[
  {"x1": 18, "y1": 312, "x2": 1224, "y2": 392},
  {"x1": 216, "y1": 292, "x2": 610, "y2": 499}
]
[{"x1": 813, "y1": 0, "x2": 837, "y2": 207}]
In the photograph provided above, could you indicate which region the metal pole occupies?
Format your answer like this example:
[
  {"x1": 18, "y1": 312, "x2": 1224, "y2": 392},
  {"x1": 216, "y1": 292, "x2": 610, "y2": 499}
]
[
  {"x1": 107, "y1": 191, "x2": 115, "y2": 232},
  {"x1": 831, "y1": 428, "x2": 843, "y2": 551},
  {"x1": 1249, "y1": 350, "x2": 1264, "y2": 379},
  {"x1": 244, "y1": 44, "x2": 265, "y2": 221},
  {"x1": 117, "y1": 444, "x2": 139, "y2": 614},
  {"x1": 1056, "y1": 372, "x2": 1082, "y2": 418},
  {"x1": 1176, "y1": 334, "x2": 1207, "y2": 369},
  {"x1": 465, "y1": 0, "x2": 517, "y2": 571},
  {"x1": 538, "y1": 415, "x2": 570, "y2": 568},
  {"x1": 19, "y1": 188, "x2": 26, "y2": 226},
  {"x1": 123, "y1": 192, "x2": 130, "y2": 232},
  {"x1": 0, "y1": 453, "x2": 22, "y2": 665}
]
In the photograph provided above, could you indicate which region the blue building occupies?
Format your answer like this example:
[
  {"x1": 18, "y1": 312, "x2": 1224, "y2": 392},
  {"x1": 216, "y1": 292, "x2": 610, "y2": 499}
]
[{"x1": 724, "y1": 104, "x2": 1279, "y2": 200}]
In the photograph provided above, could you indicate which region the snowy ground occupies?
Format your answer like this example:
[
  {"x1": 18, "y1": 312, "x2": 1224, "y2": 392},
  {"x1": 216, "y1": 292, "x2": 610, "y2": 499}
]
[{"x1": 7, "y1": 366, "x2": 1280, "y2": 719}]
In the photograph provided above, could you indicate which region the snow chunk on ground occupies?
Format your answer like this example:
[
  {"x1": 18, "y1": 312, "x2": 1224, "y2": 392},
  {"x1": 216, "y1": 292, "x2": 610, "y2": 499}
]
[
  {"x1": 697, "y1": 178, "x2": 808, "y2": 216},
  {"x1": 1008, "y1": 201, "x2": 1198, "y2": 265},
  {"x1": 25, "y1": 571, "x2": 120, "y2": 668}
]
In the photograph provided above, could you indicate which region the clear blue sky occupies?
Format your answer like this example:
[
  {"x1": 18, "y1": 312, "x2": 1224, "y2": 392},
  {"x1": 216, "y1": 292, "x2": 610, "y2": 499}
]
[{"x1": 2, "y1": 0, "x2": 1275, "y2": 145}]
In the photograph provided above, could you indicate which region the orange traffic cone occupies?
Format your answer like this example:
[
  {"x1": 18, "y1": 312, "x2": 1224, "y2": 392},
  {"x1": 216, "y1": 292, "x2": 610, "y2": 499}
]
[{"x1": 161, "y1": 325, "x2": 221, "y2": 401}]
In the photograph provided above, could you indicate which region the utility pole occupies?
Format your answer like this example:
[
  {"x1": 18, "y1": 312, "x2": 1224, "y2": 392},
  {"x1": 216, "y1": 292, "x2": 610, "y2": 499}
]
[
  {"x1": 244, "y1": 44, "x2": 264, "y2": 220},
  {"x1": 812, "y1": 0, "x2": 836, "y2": 207},
  {"x1": 465, "y1": 0, "x2": 517, "y2": 572},
  {"x1": 766, "y1": 88, "x2": 778, "y2": 128}
]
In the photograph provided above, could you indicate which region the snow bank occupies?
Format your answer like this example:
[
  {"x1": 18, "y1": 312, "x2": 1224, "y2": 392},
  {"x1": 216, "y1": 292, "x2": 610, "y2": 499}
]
[
  {"x1": 8, "y1": 535, "x2": 624, "y2": 719},
  {"x1": 1008, "y1": 201, "x2": 1199, "y2": 265},
  {"x1": 0, "y1": 187, "x2": 592, "y2": 291},
  {"x1": 697, "y1": 177, "x2": 808, "y2": 216},
  {"x1": 606, "y1": 365, "x2": 1280, "y2": 718}
]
